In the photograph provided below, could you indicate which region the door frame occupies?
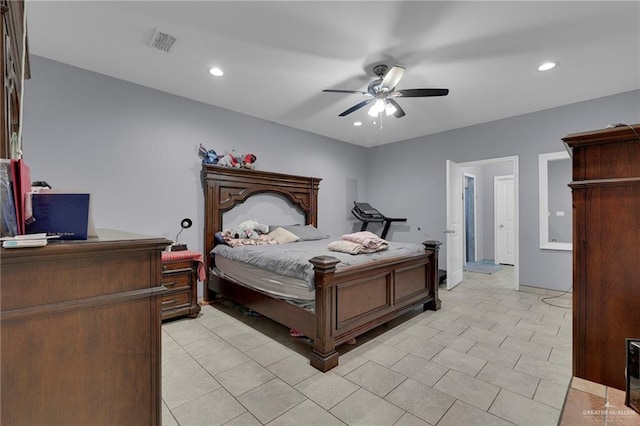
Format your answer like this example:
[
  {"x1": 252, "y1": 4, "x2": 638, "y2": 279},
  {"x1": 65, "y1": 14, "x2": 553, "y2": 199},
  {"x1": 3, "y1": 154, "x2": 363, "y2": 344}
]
[{"x1": 454, "y1": 156, "x2": 519, "y2": 291}]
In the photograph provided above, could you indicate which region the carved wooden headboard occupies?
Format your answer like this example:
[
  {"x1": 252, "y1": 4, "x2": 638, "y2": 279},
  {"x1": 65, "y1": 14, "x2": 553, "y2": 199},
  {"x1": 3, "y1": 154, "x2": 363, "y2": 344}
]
[{"x1": 201, "y1": 164, "x2": 322, "y2": 274}]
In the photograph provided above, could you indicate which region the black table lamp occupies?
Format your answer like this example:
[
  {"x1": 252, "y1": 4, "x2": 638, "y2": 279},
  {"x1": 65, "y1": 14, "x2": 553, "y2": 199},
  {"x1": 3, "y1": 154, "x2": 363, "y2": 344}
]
[{"x1": 170, "y1": 218, "x2": 192, "y2": 252}]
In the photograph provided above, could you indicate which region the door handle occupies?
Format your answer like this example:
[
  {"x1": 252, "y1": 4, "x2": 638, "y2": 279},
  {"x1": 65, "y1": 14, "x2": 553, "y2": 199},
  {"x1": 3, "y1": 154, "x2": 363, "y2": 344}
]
[
  {"x1": 499, "y1": 224, "x2": 505, "y2": 228},
  {"x1": 443, "y1": 229, "x2": 456, "y2": 234}
]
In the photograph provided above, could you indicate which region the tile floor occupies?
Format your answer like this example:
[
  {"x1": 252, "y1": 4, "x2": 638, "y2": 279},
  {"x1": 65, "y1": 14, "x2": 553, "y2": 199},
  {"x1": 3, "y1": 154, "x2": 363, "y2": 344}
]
[{"x1": 161, "y1": 266, "x2": 573, "y2": 426}]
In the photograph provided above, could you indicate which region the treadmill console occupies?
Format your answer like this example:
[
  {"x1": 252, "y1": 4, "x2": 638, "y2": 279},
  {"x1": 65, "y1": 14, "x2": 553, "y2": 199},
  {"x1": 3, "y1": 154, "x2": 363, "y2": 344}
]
[
  {"x1": 353, "y1": 202, "x2": 383, "y2": 218},
  {"x1": 351, "y1": 201, "x2": 407, "y2": 239}
]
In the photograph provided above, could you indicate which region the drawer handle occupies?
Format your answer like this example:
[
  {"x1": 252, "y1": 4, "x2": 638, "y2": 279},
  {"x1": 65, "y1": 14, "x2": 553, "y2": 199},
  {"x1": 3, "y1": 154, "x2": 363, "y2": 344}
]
[
  {"x1": 166, "y1": 268, "x2": 192, "y2": 274},
  {"x1": 163, "y1": 280, "x2": 177, "y2": 287},
  {"x1": 162, "y1": 299, "x2": 178, "y2": 306}
]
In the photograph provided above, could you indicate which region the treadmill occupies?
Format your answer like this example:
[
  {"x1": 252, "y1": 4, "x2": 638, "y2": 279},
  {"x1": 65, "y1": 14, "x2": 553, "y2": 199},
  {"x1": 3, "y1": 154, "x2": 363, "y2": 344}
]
[{"x1": 351, "y1": 202, "x2": 407, "y2": 239}]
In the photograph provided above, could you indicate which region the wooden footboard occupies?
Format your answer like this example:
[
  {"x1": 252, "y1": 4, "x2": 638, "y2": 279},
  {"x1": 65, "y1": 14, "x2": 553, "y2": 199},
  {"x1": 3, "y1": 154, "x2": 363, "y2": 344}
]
[
  {"x1": 309, "y1": 240, "x2": 441, "y2": 371},
  {"x1": 209, "y1": 240, "x2": 441, "y2": 372}
]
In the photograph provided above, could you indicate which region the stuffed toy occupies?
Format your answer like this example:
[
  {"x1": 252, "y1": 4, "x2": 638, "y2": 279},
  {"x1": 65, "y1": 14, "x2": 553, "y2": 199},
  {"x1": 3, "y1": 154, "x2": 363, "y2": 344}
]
[
  {"x1": 217, "y1": 150, "x2": 243, "y2": 168},
  {"x1": 198, "y1": 144, "x2": 219, "y2": 165},
  {"x1": 241, "y1": 153, "x2": 257, "y2": 169},
  {"x1": 225, "y1": 219, "x2": 269, "y2": 239}
]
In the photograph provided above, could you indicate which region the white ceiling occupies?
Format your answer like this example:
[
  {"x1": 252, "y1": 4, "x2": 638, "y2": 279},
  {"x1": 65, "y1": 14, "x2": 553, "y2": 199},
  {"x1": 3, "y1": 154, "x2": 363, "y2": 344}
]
[{"x1": 25, "y1": 1, "x2": 640, "y2": 147}]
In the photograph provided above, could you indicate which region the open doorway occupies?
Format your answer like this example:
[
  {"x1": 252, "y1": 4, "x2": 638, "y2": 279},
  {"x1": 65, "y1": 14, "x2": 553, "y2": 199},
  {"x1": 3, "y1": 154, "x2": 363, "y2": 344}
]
[
  {"x1": 446, "y1": 156, "x2": 519, "y2": 291},
  {"x1": 464, "y1": 173, "x2": 477, "y2": 264}
]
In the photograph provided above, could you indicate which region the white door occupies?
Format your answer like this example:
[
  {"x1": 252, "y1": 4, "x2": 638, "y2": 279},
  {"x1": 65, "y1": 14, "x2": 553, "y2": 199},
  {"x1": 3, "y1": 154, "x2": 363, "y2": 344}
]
[
  {"x1": 495, "y1": 175, "x2": 515, "y2": 265},
  {"x1": 446, "y1": 160, "x2": 464, "y2": 289}
]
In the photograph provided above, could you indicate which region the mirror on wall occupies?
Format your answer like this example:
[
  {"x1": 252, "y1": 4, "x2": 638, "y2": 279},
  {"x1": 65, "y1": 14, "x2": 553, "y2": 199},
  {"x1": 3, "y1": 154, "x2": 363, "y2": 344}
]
[{"x1": 539, "y1": 151, "x2": 572, "y2": 250}]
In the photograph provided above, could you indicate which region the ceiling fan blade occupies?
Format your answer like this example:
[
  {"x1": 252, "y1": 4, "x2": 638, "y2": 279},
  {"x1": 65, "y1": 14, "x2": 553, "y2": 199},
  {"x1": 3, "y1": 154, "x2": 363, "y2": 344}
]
[
  {"x1": 380, "y1": 66, "x2": 405, "y2": 92},
  {"x1": 387, "y1": 99, "x2": 406, "y2": 118},
  {"x1": 322, "y1": 89, "x2": 369, "y2": 95},
  {"x1": 394, "y1": 88, "x2": 449, "y2": 97},
  {"x1": 338, "y1": 99, "x2": 374, "y2": 117}
]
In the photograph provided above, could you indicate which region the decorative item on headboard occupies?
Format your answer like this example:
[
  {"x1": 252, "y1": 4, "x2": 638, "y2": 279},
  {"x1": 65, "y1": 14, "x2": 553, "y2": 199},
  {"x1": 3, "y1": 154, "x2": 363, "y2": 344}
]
[
  {"x1": 241, "y1": 153, "x2": 257, "y2": 169},
  {"x1": 215, "y1": 150, "x2": 258, "y2": 169},
  {"x1": 198, "y1": 144, "x2": 219, "y2": 165},
  {"x1": 170, "y1": 217, "x2": 192, "y2": 251}
]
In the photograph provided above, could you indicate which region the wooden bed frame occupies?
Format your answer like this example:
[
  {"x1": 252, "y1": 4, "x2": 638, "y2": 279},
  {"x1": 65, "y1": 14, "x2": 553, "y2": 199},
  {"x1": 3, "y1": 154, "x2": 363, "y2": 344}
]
[{"x1": 202, "y1": 165, "x2": 441, "y2": 371}]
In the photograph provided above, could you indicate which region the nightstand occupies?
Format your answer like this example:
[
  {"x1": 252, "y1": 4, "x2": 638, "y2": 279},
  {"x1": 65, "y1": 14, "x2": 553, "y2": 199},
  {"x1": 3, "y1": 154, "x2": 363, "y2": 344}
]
[{"x1": 161, "y1": 250, "x2": 203, "y2": 321}]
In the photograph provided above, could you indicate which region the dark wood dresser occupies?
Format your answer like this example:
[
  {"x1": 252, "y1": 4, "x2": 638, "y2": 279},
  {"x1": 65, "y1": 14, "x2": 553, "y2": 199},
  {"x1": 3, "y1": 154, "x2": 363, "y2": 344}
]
[
  {"x1": 563, "y1": 124, "x2": 640, "y2": 391},
  {"x1": 0, "y1": 229, "x2": 170, "y2": 425}
]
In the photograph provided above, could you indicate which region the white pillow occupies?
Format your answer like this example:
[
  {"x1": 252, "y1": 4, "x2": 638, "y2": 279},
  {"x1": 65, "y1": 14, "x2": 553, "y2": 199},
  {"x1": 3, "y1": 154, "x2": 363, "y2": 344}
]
[{"x1": 268, "y1": 227, "x2": 300, "y2": 244}]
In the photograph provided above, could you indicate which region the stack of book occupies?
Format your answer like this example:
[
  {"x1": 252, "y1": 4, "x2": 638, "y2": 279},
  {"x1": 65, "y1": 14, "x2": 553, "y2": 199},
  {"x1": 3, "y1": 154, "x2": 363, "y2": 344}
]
[{"x1": 1, "y1": 233, "x2": 55, "y2": 249}]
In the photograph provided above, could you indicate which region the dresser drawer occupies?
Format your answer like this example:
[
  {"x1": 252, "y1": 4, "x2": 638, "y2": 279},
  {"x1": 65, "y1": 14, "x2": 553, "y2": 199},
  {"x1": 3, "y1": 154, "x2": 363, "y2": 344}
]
[
  {"x1": 162, "y1": 273, "x2": 191, "y2": 290},
  {"x1": 162, "y1": 260, "x2": 192, "y2": 273},
  {"x1": 161, "y1": 291, "x2": 190, "y2": 309}
]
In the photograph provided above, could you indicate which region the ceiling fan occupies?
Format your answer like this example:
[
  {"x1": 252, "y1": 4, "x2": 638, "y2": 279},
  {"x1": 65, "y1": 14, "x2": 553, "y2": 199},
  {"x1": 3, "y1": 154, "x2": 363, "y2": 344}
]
[{"x1": 322, "y1": 64, "x2": 448, "y2": 119}]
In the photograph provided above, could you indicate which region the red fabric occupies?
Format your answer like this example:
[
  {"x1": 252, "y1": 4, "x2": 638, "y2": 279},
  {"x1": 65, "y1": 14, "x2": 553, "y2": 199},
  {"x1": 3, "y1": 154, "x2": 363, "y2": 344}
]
[{"x1": 161, "y1": 250, "x2": 206, "y2": 281}]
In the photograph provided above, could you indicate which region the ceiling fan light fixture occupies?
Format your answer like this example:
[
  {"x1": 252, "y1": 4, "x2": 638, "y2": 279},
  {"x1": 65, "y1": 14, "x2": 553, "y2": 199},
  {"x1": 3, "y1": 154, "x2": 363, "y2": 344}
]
[
  {"x1": 385, "y1": 102, "x2": 397, "y2": 116},
  {"x1": 538, "y1": 61, "x2": 557, "y2": 71},
  {"x1": 368, "y1": 99, "x2": 386, "y2": 117}
]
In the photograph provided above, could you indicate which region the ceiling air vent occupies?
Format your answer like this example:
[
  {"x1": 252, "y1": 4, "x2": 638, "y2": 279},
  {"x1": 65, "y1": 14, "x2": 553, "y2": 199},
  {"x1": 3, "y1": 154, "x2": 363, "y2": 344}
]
[{"x1": 148, "y1": 29, "x2": 177, "y2": 53}]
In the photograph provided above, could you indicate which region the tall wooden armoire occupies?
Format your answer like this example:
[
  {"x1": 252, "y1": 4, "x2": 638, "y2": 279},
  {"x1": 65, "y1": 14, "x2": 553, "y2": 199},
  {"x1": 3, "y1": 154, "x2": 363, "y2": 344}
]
[
  {"x1": 563, "y1": 124, "x2": 640, "y2": 390},
  {"x1": 1, "y1": 0, "x2": 30, "y2": 158}
]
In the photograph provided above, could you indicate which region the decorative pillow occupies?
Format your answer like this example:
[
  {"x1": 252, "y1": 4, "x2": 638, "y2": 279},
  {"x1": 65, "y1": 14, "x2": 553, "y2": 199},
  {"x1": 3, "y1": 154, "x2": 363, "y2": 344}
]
[
  {"x1": 283, "y1": 224, "x2": 329, "y2": 241},
  {"x1": 268, "y1": 227, "x2": 300, "y2": 244}
]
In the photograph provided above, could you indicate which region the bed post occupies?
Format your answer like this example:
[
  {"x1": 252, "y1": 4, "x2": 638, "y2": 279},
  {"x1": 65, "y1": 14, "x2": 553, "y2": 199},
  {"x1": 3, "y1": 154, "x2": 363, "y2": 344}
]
[
  {"x1": 308, "y1": 255, "x2": 341, "y2": 372},
  {"x1": 423, "y1": 240, "x2": 442, "y2": 311}
]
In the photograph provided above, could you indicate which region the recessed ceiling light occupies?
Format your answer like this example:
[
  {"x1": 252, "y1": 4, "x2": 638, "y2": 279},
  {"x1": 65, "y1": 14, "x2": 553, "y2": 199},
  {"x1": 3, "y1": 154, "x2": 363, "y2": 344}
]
[
  {"x1": 353, "y1": 121, "x2": 362, "y2": 127},
  {"x1": 538, "y1": 62, "x2": 557, "y2": 71},
  {"x1": 209, "y1": 67, "x2": 224, "y2": 77}
]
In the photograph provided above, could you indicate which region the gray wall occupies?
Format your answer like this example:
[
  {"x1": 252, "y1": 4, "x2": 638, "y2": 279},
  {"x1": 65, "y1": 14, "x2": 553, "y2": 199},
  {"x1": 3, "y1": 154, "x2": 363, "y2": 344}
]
[
  {"x1": 365, "y1": 90, "x2": 639, "y2": 291},
  {"x1": 22, "y1": 56, "x2": 640, "y2": 292},
  {"x1": 22, "y1": 57, "x2": 370, "y2": 290}
]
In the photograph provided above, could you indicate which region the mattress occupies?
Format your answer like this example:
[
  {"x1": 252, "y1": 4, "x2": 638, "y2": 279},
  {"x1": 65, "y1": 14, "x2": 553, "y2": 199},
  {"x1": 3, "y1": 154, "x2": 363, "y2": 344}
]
[
  {"x1": 211, "y1": 237, "x2": 427, "y2": 290},
  {"x1": 213, "y1": 255, "x2": 315, "y2": 302}
]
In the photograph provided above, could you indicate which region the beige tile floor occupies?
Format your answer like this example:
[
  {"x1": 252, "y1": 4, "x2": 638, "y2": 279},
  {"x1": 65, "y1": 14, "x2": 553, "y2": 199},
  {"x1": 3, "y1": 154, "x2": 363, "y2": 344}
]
[{"x1": 162, "y1": 266, "x2": 573, "y2": 426}]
